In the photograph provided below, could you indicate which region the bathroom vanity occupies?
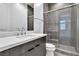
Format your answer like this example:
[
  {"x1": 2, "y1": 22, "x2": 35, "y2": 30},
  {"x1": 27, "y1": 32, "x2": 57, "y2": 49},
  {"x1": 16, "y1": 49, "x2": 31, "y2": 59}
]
[{"x1": 0, "y1": 34, "x2": 46, "y2": 56}]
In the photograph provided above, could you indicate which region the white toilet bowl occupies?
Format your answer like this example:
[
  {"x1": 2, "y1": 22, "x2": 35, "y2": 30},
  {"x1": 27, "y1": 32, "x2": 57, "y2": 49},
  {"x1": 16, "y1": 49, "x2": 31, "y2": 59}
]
[{"x1": 46, "y1": 43, "x2": 56, "y2": 56}]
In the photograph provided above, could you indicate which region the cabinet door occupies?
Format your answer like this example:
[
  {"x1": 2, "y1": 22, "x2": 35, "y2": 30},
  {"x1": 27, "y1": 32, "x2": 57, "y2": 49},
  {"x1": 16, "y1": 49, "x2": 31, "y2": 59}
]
[
  {"x1": 34, "y1": 44, "x2": 46, "y2": 56},
  {"x1": 24, "y1": 37, "x2": 46, "y2": 56},
  {"x1": 9, "y1": 45, "x2": 24, "y2": 56},
  {"x1": 25, "y1": 44, "x2": 46, "y2": 56},
  {"x1": 0, "y1": 50, "x2": 10, "y2": 56}
]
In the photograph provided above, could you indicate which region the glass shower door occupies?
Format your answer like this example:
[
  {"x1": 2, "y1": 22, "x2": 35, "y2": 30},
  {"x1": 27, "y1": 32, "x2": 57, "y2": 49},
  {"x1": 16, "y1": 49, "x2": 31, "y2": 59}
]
[
  {"x1": 58, "y1": 6, "x2": 77, "y2": 53},
  {"x1": 58, "y1": 7, "x2": 71, "y2": 46}
]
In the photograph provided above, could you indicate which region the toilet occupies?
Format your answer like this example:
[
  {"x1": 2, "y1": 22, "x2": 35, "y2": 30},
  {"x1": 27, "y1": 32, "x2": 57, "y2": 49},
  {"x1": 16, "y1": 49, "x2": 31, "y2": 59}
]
[{"x1": 46, "y1": 43, "x2": 56, "y2": 56}]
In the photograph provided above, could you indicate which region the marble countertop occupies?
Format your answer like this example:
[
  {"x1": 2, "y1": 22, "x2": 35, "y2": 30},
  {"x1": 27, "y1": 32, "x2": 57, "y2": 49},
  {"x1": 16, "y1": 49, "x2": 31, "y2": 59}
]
[{"x1": 0, "y1": 33, "x2": 47, "y2": 52}]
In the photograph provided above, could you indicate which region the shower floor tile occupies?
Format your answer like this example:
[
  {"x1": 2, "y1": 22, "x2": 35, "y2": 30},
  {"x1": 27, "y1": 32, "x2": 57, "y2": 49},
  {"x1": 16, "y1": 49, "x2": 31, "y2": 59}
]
[
  {"x1": 54, "y1": 52, "x2": 68, "y2": 56},
  {"x1": 56, "y1": 44, "x2": 79, "y2": 56},
  {"x1": 58, "y1": 44, "x2": 76, "y2": 52}
]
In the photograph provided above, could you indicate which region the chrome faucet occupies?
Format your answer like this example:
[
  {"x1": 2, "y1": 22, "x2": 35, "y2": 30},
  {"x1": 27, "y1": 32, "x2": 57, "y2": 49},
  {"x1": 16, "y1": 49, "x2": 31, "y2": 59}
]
[
  {"x1": 20, "y1": 27, "x2": 26, "y2": 36},
  {"x1": 16, "y1": 28, "x2": 20, "y2": 36},
  {"x1": 16, "y1": 27, "x2": 26, "y2": 36},
  {"x1": 22, "y1": 27, "x2": 26, "y2": 35}
]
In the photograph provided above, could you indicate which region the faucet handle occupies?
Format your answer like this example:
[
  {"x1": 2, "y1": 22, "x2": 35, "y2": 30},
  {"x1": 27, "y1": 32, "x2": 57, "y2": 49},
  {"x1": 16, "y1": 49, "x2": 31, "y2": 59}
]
[
  {"x1": 24, "y1": 31, "x2": 26, "y2": 35},
  {"x1": 16, "y1": 32, "x2": 19, "y2": 36}
]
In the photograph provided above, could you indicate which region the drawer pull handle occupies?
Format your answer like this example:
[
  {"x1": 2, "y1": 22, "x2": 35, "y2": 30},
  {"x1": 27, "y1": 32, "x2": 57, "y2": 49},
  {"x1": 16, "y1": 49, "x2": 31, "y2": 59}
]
[
  {"x1": 28, "y1": 48, "x2": 34, "y2": 52},
  {"x1": 35, "y1": 44, "x2": 40, "y2": 47}
]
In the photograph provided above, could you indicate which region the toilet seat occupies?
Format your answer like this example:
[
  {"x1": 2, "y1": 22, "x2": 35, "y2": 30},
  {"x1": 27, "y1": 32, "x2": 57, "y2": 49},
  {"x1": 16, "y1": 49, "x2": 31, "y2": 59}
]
[
  {"x1": 46, "y1": 43, "x2": 56, "y2": 51},
  {"x1": 46, "y1": 43, "x2": 55, "y2": 48}
]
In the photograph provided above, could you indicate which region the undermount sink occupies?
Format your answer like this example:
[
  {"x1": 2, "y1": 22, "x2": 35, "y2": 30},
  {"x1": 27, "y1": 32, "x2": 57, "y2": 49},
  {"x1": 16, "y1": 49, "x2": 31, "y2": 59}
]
[
  {"x1": 26, "y1": 34, "x2": 36, "y2": 37},
  {"x1": 16, "y1": 34, "x2": 36, "y2": 38}
]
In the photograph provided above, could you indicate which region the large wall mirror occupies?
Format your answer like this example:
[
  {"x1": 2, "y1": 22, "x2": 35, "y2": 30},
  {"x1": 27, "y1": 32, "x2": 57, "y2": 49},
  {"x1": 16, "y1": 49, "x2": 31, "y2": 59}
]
[
  {"x1": 27, "y1": 4, "x2": 34, "y2": 31},
  {"x1": 0, "y1": 3, "x2": 27, "y2": 37},
  {"x1": 0, "y1": 3, "x2": 34, "y2": 37}
]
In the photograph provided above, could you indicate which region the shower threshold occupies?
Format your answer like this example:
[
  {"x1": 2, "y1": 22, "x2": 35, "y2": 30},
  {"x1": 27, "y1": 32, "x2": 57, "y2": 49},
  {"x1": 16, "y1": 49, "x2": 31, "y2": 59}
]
[{"x1": 56, "y1": 44, "x2": 79, "y2": 56}]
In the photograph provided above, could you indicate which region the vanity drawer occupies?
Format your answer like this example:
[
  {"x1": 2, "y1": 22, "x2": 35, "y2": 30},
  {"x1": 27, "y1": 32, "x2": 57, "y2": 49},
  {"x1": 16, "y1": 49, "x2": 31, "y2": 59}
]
[{"x1": 24, "y1": 44, "x2": 46, "y2": 56}]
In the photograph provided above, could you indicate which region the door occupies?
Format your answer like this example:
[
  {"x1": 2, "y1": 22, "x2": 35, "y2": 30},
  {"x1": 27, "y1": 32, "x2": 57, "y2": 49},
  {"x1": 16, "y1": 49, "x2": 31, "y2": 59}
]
[{"x1": 58, "y1": 7, "x2": 72, "y2": 46}]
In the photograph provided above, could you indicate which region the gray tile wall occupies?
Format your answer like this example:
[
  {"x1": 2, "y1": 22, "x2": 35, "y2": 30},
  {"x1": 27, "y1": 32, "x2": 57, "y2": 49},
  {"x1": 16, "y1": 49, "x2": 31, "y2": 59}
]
[{"x1": 48, "y1": 3, "x2": 75, "y2": 11}]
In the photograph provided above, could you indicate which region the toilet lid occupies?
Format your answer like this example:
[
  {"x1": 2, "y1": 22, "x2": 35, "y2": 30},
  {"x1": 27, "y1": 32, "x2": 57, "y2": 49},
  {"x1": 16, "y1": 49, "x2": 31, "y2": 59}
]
[{"x1": 46, "y1": 43, "x2": 55, "y2": 48}]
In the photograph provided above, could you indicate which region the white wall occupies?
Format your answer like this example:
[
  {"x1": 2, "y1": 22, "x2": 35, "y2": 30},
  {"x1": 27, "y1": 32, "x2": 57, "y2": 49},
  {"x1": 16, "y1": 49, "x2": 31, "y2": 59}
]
[
  {"x1": 0, "y1": 4, "x2": 10, "y2": 31},
  {"x1": 34, "y1": 3, "x2": 44, "y2": 33},
  {"x1": 0, "y1": 3, "x2": 27, "y2": 31},
  {"x1": 9, "y1": 4, "x2": 27, "y2": 31}
]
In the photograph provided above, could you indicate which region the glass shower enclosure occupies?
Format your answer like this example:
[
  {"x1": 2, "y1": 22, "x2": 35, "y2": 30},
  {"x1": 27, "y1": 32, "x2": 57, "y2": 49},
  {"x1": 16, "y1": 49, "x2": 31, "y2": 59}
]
[{"x1": 44, "y1": 4, "x2": 79, "y2": 55}]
